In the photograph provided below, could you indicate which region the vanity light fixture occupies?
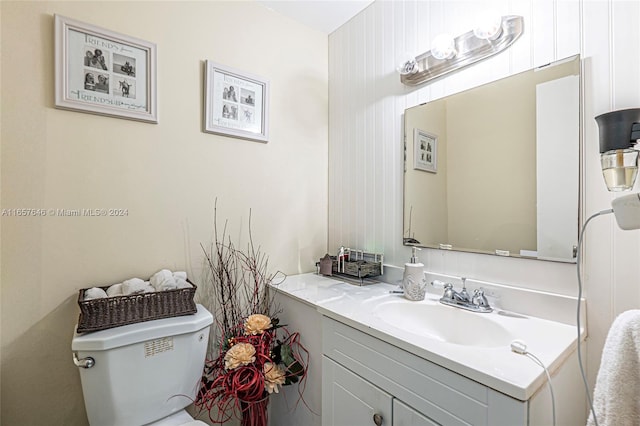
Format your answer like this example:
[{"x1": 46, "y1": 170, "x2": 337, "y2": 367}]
[
  {"x1": 595, "y1": 108, "x2": 640, "y2": 191},
  {"x1": 399, "y1": 15, "x2": 524, "y2": 86}
]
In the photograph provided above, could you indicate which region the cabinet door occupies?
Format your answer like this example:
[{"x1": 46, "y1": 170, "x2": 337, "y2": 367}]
[
  {"x1": 393, "y1": 399, "x2": 440, "y2": 426},
  {"x1": 322, "y1": 356, "x2": 392, "y2": 426}
]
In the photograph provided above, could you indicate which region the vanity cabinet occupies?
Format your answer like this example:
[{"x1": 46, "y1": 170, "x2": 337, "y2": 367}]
[
  {"x1": 323, "y1": 357, "x2": 438, "y2": 426},
  {"x1": 322, "y1": 316, "x2": 527, "y2": 426},
  {"x1": 393, "y1": 399, "x2": 439, "y2": 426},
  {"x1": 323, "y1": 357, "x2": 392, "y2": 426}
]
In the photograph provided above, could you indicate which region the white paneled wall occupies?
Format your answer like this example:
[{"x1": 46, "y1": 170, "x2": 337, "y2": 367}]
[{"x1": 329, "y1": 0, "x2": 640, "y2": 397}]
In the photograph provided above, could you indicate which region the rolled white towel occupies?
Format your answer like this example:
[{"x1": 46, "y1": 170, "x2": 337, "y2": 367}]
[
  {"x1": 122, "y1": 278, "x2": 147, "y2": 295},
  {"x1": 159, "y1": 280, "x2": 178, "y2": 291},
  {"x1": 150, "y1": 269, "x2": 173, "y2": 289},
  {"x1": 173, "y1": 271, "x2": 188, "y2": 281},
  {"x1": 84, "y1": 287, "x2": 108, "y2": 301},
  {"x1": 106, "y1": 283, "x2": 123, "y2": 297},
  {"x1": 175, "y1": 278, "x2": 192, "y2": 289},
  {"x1": 150, "y1": 269, "x2": 177, "y2": 291},
  {"x1": 142, "y1": 284, "x2": 156, "y2": 293}
]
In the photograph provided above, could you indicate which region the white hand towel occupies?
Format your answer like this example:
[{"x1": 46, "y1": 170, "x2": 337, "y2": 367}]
[
  {"x1": 84, "y1": 287, "x2": 108, "y2": 300},
  {"x1": 175, "y1": 278, "x2": 192, "y2": 289},
  {"x1": 587, "y1": 309, "x2": 640, "y2": 426},
  {"x1": 106, "y1": 283, "x2": 123, "y2": 297},
  {"x1": 150, "y1": 269, "x2": 177, "y2": 291},
  {"x1": 173, "y1": 271, "x2": 188, "y2": 280},
  {"x1": 122, "y1": 278, "x2": 147, "y2": 295}
]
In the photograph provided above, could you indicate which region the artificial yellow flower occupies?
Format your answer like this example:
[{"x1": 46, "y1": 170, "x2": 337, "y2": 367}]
[
  {"x1": 244, "y1": 314, "x2": 272, "y2": 335},
  {"x1": 224, "y1": 343, "x2": 256, "y2": 370},
  {"x1": 263, "y1": 362, "x2": 286, "y2": 394}
]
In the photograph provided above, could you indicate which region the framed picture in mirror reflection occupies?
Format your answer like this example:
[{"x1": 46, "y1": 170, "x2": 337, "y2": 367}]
[{"x1": 414, "y1": 129, "x2": 437, "y2": 173}]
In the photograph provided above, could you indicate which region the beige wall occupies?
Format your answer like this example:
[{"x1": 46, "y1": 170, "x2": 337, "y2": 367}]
[{"x1": 0, "y1": 1, "x2": 328, "y2": 424}]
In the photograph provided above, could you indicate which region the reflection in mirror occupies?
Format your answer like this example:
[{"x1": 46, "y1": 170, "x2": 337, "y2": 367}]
[{"x1": 403, "y1": 55, "x2": 580, "y2": 263}]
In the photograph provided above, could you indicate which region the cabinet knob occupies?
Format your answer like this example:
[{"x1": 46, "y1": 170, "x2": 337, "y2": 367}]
[{"x1": 372, "y1": 413, "x2": 383, "y2": 425}]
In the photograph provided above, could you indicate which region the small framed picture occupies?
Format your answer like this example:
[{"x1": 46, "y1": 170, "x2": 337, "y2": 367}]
[
  {"x1": 54, "y1": 14, "x2": 157, "y2": 123},
  {"x1": 204, "y1": 61, "x2": 269, "y2": 143},
  {"x1": 414, "y1": 129, "x2": 437, "y2": 173}
]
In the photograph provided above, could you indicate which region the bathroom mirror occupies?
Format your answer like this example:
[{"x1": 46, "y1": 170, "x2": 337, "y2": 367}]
[{"x1": 403, "y1": 55, "x2": 580, "y2": 263}]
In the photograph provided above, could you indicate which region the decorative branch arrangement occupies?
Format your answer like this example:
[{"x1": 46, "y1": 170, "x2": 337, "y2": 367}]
[{"x1": 195, "y1": 202, "x2": 308, "y2": 426}]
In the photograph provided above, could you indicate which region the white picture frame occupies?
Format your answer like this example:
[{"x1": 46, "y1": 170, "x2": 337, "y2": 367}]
[
  {"x1": 414, "y1": 129, "x2": 437, "y2": 173},
  {"x1": 204, "y1": 60, "x2": 269, "y2": 143},
  {"x1": 54, "y1": 14, "x2": 157, "y2": 123}
]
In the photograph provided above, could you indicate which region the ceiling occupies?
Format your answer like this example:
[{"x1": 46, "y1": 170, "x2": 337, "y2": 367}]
[{"x1": 258, "y1": 0, "x2": 374, "y2": 34}]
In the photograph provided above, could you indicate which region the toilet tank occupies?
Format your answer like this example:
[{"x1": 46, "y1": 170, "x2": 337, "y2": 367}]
[{"x1": 72, "y1": 304, "x2": 213, "y2": 426}]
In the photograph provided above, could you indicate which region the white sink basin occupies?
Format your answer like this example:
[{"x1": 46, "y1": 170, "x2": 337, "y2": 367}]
[{"x1": 375, "y1": 300, "x2": 515, "y2": 348}]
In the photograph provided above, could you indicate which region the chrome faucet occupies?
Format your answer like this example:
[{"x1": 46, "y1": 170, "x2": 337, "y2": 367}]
[{"x1": 432, "y1": 277, "x2": 492, "y2": 313}]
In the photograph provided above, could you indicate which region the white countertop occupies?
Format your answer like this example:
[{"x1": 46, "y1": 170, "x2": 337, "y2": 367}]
[{"x1": 270, "y1": 273, "x2": 581, "y2": 401}]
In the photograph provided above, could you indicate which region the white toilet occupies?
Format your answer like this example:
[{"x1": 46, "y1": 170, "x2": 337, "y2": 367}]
[{"x1": 72, "y1": 304, "x2": 213, "y2": 426}]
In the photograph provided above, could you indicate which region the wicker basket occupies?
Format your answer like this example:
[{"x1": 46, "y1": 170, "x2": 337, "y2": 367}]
[{"x1": 76, "y1": 281, "x2": 197, "y2": 333}]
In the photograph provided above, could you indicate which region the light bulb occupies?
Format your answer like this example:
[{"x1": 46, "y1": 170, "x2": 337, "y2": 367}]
[
  {"x1": 395, "y1": 52, "x2": 418, "y2": 75},
  {"x1": 474, "y1": 14, "x2": 503, "y2": 40},
  {"x1": 431, "y1": 34, "x2": 456, "y2": 60}
]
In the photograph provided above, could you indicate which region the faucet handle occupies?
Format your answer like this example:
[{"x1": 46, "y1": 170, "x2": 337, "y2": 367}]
[
  {"x1": 430, "y1": 280, "x2": 447, "y2": 289},
  {"x1": 441, "y1": 282, "x2": 455, "y2": 300},
  {"x1": 472, "y1": 288, "x2": 490, "y2": 308}
]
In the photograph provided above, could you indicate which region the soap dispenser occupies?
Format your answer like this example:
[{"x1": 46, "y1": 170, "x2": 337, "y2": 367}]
[{"x1": 403, "y1": 247, "x2": 426, "y2": 301}]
